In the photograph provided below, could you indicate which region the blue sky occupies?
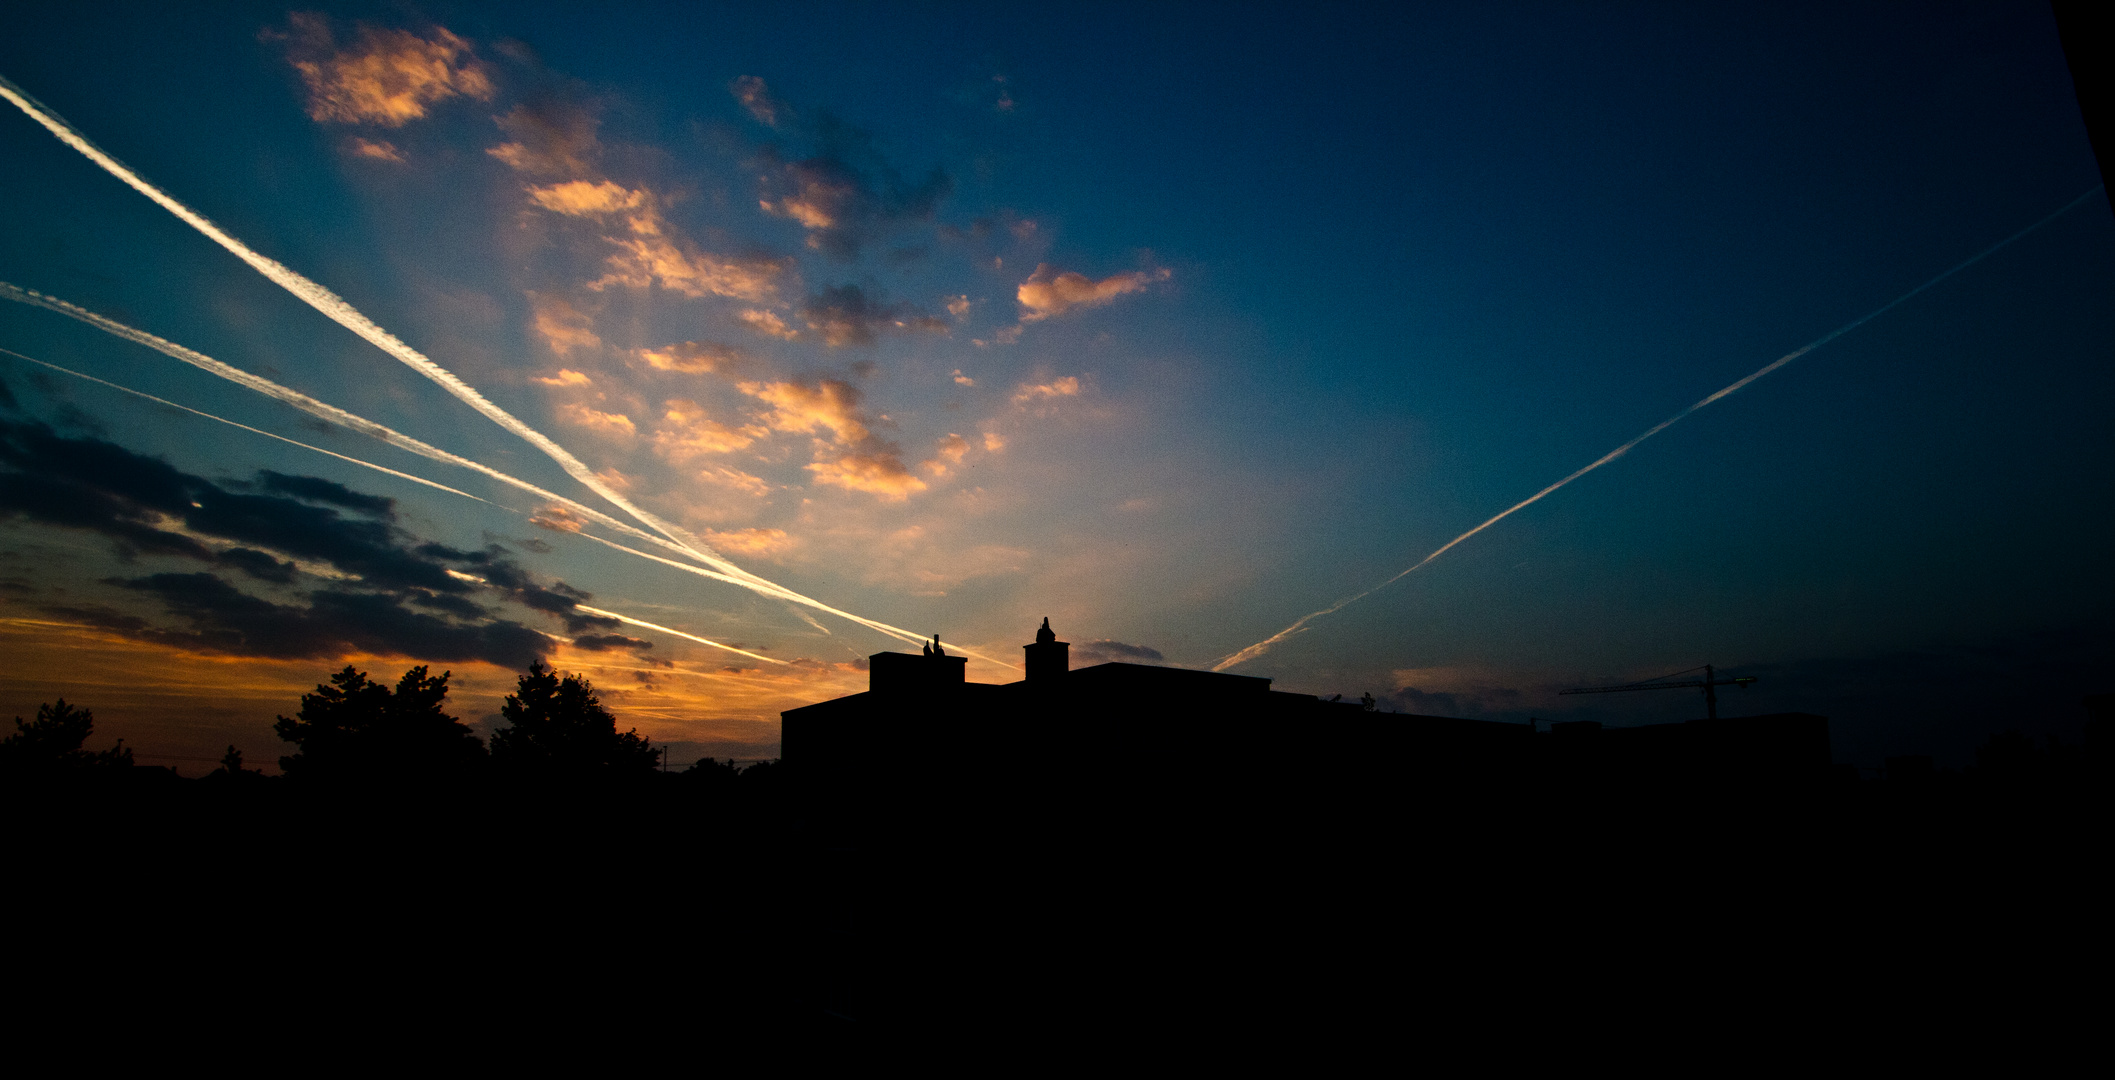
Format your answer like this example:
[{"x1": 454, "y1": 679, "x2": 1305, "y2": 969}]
[{"x1": 0, "y1": 2, "x2": 2107, "y2": 769}]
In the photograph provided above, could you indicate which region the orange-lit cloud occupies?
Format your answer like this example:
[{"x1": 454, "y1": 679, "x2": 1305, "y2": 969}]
[
  {"x1": 530, "y1": 294, "x2": 600, "y2": 356},
  {"x1": 807, "y1": 451, "x2": 928, "y2": 500},
  {"x1": 739, "y1": 379, "x2": 870, "y2": 444},
  {"x1": 653, "y1": 400, "x2": 766, "y2": 459},
  {"x1": 1016, "y1": 263, "x2": 1171, "y2": 322},
  {"x1": 595, "y1": 235, "x2": 788, "y2": 302},
  {"x1": 486, "y1": 102, "x2": 601, "y2": 175},
  {"x1": 700, "y1": 527, "x2": 795, "y2": 557},
  {"x1": 982, "y1": 431, "x2": 1007, "y2": 452},
  {"x1": 738, "y1": 309, "x2": 800, "y2": 340},
  {"x1": 923, "y1": 433, "x2": 971, "y2": 476},
  {"x1": 555, "y1": 402, "x2": 636, "y2": 438},
  {"x1": 953, "y1": 370, "x2": 974, "y2": 386},
  {"x1": 533, "y1": 368, "x2": 593, "y2": 387},
  {"x1": 636, "y1": 340, "x2": 745, "y2": 375},
  {"x1": 529, "y1": 504, "x2": 587, "y2": 532},
  {"x1": 346, "y1": 137, "x2": 404, "y2": 162},
  {"x1": 730, "y1": 75, "x2": 785, "y2": 127},
  {"x1": 1012, "y1": 376, "x2": 1081, "y2": 405},
  {"x1": 695, "y1": 465, "x2": 773, "y2": 497},
  {"x1": 526, "y1": 179, "x2": 647, "y2": 217},
  {"x1": 274, "y1": 14, "x2": 494, "y2": 128}
]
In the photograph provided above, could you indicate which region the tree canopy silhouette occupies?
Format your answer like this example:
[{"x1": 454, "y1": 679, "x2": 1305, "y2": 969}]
[
  {"x1": 274, "y1": 665, "x2": 485, "y2": 784},
  {"x1": 490, "y1": 662, "x2": 661, "y2": 780},
  {"x1": 0, "y1": 699, "x2": 133, "y2": 777}
]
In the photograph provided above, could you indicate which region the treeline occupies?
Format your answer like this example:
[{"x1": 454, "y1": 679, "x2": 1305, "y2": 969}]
[{"x1": 0, "y1": 660, "x2": 780, "y2": 800}]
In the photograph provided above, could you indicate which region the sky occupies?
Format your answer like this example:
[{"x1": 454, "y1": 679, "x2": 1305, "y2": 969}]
[{"x1": 0, "y1": 2, "x2": 2108, "y2": 772}]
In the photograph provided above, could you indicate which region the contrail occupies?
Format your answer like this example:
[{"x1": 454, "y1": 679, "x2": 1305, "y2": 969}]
[
  {"x1": 1214, "y1": 185, "x2": 2106, "y2": 672},
  {"x1": 572, "y1": 606, "x2": 787, "y2": 666},
  {"x1": 0, "y1": 341, "x2": 983, "y2": 667},
  {"x1": 0, "y1": 75, "x2": 748, "y2": 585},
  {"x1": 0, "y1": 345, "x2": 489, "y2": 504},
  {"x1": 0, "y1": 286, "x2": 1005, "y2": 663},
  {"x1": 0, "y1": 74, "x2": 976, "y2": 657}
]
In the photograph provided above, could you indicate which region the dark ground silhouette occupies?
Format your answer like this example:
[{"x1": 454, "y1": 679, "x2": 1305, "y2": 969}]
[{"x1": 5, "y1": 647, "x2": 2101, "y2": 1042}]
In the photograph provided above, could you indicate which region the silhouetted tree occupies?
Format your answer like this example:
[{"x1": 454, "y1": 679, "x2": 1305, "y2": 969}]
[
  {"x1": 0, "y1": 699, "x2": 133, "y2": 777},
  {"x1": 490, "y1": 662, "x2": 661, "y2": 781},
  {"x1": 204, "y1": 744, "x2": 268, "y2": 785},
  {"x1": 274, "y1": 665, "x2": 485, "y2": 784}
]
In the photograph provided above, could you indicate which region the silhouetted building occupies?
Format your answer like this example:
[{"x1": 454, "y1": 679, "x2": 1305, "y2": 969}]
[{"x1": 784, "y1": 621, "x2": 1832, "y2": 832}]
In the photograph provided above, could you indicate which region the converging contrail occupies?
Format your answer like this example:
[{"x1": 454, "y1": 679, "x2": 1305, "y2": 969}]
[
  {"x1": 0, "y1": 75, "x2": 744, "y2": 587},
  {"x1": 572, "y1": 606, "x2": 787, "y2": 665},
  {"x1": 0, "y1": 286, "x2": 1015, "y2": 667},
  {"x1": 0, "y1": 345, "x2": 490, "y2": 504},
  {"x1": 1213, "y1": 185, "x2": 2106, "y2": 672},
  {"x1": 0, "y1": 74, "x2": 1007, "y2": 663}
]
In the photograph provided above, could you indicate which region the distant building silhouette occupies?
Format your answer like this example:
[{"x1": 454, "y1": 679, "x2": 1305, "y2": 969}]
[{"x1": 784, "y1": 620, "x2": 1831, "y2": 829}]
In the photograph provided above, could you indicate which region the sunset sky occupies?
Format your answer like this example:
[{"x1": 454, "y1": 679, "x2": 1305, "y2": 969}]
[{"x1": 2, "y1": 3, "x2": 2108, "y2": 771}]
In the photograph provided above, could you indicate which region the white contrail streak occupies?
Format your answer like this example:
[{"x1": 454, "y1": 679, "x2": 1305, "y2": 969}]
[
  {"x1": 0, "y1": 342, "x2": 948, "y2": 668},
  {"x1": 0, "y1": 285, "x2": 999, "y2": 662},
  {"x1": 572, "y1": 606, "x2": 787, "y2": 666},
  {"x1": 1214, "y1": 185, "x2": 2106, "y2": 672},
  {"x1": 0, "y1": 75, "x2": 975, "y2": 657},
  {"x1": 0, "y1": 345, "x2": 490, "y2": 504},
  {"x1": 0, "y1": 75, "x2": 748, "y2": 586}
]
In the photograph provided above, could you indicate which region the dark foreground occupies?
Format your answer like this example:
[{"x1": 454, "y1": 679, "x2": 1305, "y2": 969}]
[{"x1": 7, "y1": 744, "x2": 2100, "y2": 1056}]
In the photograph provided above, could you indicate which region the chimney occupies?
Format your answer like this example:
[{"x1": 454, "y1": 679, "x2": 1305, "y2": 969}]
[{"x1": 1024, "y1": 617, "x2": 1069, "y2": 683}]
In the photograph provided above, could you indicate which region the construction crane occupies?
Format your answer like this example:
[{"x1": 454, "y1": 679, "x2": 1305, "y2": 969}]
[{"x1": 1558, "y1": 664, "x2": 1756, "y2": 721}]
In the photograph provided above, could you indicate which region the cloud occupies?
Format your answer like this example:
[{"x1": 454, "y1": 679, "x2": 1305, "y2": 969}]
[
  {"x1": 652, "y1": 400, "x2": 766, "y2": 460},
  {"x1": 1016, "y1": 264, "x2": 1171, "y2": 322},
  {"x1": 754, "y1": 123, "x2": 952, "y2": 258},
  {"x1": 953, "y1": 370, "x2": 974, "y2": 386},
  {"x1": 487, "y1": 101, "x2": 601, "y2": 175},
  {"x1": 695, "y1": 465, "x2": 773, "y2": 497},
  {"x1": 526, "y1": 179, "x2": 646, "y2": 217},
  {"x1": 0, "y1": 417, "x2": 625, "y2": 664},
  {"x1": 346, "y1": 137, "x2": 404, "y2": 162},
  {"x1": 1074, "y1": 639, "x2": 1165, "y2": 666},
  {"x1": 730, "y1": 76, "x2": 787, "y2": 127},
  {"x1": 982, "y1": 432, "x2": 1006, "y2": 452},
  {"x1": 529, "y1": 294, "x2": 601, "y2": 356},
  {"x1": 533, "y1": 369, "x2": 593, "y2": 387},
  {"x1": 946, "y1": 295, "x2": 971, "y2": 318},
  {"x1": 529, "y1": 505, "x2": 586, "y2": 533},
  {"x1": 738, "y1": 309, "x2": 800, "y2": 340},
  {"x1": 104, "y1": 571, "x2": 547, "y2": 667},
  {"x1": 806, "y1": 451, "x2": 927, "y2": 500},
  {"x1": 699, "y1": 527, "x2": 794, "y2": 556},
  {"x1": 593, "y1": 234, "x2": 789, "y2": 302},
  {"x1": 271, "y1": 14, "x2": 494, "y2": 128},
  {"x1": 636, "y1": 341, "x2": 745, "y2": 375},
  {"x1": 554, "y1": 403, "x2": 636, "y2": 439},
  {"x1": 923, "y1": 433, "x2": 970, "y2": 476},
  {"x1": 571, "y1": 633, "x2": 654, "y2": 653},
  {"x1": 797, "y1": 285, "x2": 944, "y2": 347},
  {"x1": 739, "y1": 378, "x2": 870, "y2": 443},
  {"x1": 1012, "y1": 376, "x2": 1081, "y2": 406},
  {"x1": 255, "y1": 471, "x2": 395, "y2": 518}
]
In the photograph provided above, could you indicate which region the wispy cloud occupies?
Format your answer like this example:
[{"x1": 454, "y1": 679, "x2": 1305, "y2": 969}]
[
  {"x1": 652, "y1": 400, "x2": 766, "y2": 460},
  {"x1": 269, "y1": 14, "x2": 494, "y2": 127},
  {"x1": 1016, "y1": 263, "x2": 1170, "y2": 322},
  {"x1": 345, "y1": 136, "x2": 405, "y2": 162},
  {"x1": 729, "y1": 75, "x2": 787, "y2": 127},
  {"x1": 635, "y1": 340, "x2": 746, "y2": 375},
  {"x1": 487, "y1": 101, "x2": 601, "y2": 175},
  {"x1": 529, "y1": 293, "x2": 600, "y2": 356}
]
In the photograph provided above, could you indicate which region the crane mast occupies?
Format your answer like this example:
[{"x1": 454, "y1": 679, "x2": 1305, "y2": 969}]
[{"x1": 1557, "y1": 664, "x2": 1756, "y2": 720}]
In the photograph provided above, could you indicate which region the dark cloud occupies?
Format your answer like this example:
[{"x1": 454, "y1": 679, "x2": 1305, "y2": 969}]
[
  {"x1": 798, "y1": 285, "x2": 946, "y2": 348},
  {"x1": 1074, "y1": 640, "x2": 1165, "y2": 665},
  {"x1": 571, "y1": 633, "x2": 653, "y2": 653},
  {"x1": 257, "y1": 471, "x2": 395, "y2": 518},
  {"x1": 93, "y1": 572, "x2": 547, "y2": 668},
  {"x1": 215, "y1": 547, "x2": 297, "y2": 584},
  {"x1": 753, "y1": 109, "x2": 952, "y2": 259},
  {"x1": 0, "y1": 376, "x2": 17, "y2": 412},
  {"x1": 0, "y1": 416, "x2": 608, "y2": 666}
]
